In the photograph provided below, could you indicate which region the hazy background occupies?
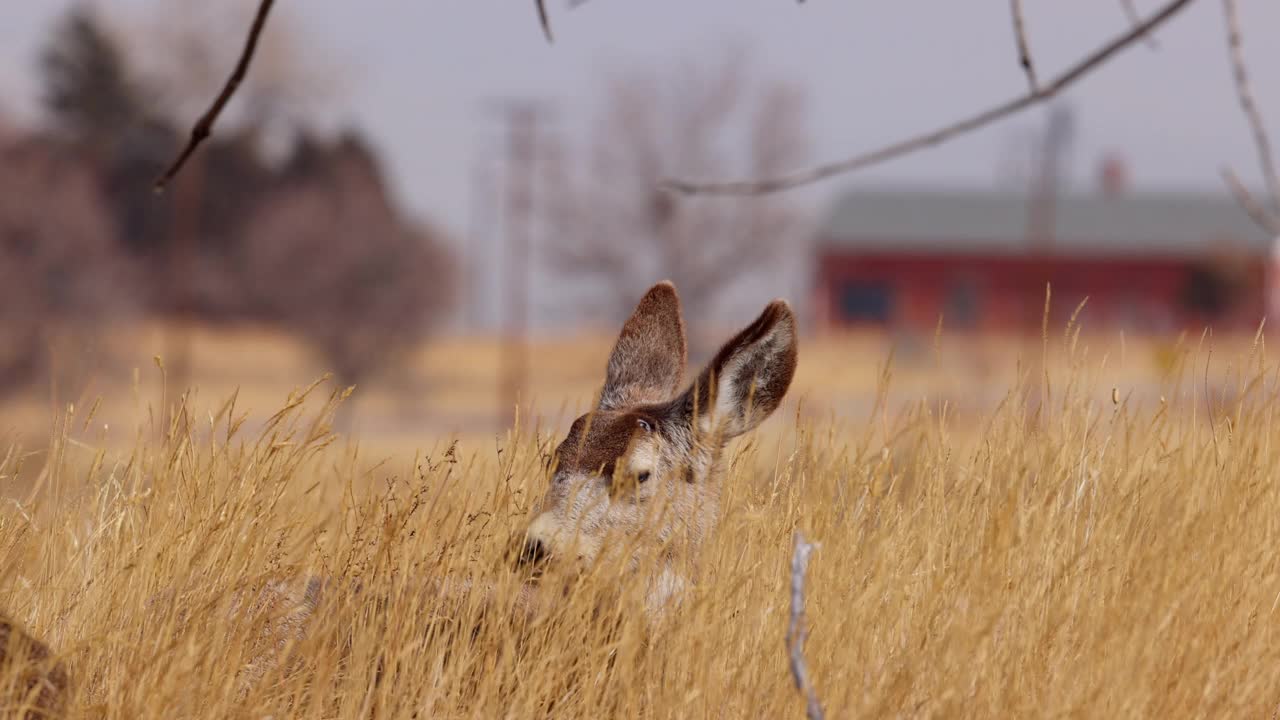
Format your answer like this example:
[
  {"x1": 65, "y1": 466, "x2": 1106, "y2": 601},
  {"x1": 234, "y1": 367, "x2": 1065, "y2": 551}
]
[
  {"x1": 0, "y1": 0, "x2": 1276, "y2": 445},
  {"x1": 5, "y1": 0, "x2": 1278, "y2": 248}
]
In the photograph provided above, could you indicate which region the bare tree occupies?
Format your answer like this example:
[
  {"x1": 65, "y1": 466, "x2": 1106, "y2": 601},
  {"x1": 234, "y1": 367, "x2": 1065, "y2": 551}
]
[
  {"x1": 0, "y1": 134, "x2": 135, "y2": 398},
  {"x1": 543, "y1": 49, "x2": 808, "y2": 330},
  {"x1": 241, "y1": 134, "x2": 455, "y2": 424}
]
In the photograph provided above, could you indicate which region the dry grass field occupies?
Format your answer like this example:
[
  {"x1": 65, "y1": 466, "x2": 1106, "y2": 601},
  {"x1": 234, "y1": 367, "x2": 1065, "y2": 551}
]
[{"x1": 1, "y1": 321, "x2": 1279, "y2": 718}]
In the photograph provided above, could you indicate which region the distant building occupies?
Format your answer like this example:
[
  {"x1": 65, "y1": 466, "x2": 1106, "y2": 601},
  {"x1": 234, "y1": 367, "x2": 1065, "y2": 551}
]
[
  {"x1": 1271, "y1": 235, "x2": 1280, "y2": 322},
  {"x1": 813, "y1": 187, "x2": 1271, "y2": 334}
]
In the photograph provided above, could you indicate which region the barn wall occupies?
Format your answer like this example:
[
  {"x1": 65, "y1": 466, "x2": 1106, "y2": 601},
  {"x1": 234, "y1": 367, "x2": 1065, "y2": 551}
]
[{"x1": 816, "y1": 249, "x2": 1267, "y2": 334}]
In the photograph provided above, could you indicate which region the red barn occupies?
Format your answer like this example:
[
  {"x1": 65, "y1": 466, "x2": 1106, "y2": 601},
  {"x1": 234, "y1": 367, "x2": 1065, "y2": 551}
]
[{"x1": 813, "y1": 188, "x2": 1274, "y2": 334}]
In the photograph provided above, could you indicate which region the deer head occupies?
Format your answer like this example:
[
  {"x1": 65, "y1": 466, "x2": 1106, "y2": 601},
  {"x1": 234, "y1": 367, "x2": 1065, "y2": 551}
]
[{"x1": 521, "y1": 281, "x2": 798, "y2": 604}]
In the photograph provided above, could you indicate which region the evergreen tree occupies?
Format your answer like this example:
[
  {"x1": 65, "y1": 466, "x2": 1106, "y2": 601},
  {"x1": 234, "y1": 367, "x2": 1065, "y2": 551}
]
[{"x1": 39, "y1": 8, "x2": 142, "y2": 150}]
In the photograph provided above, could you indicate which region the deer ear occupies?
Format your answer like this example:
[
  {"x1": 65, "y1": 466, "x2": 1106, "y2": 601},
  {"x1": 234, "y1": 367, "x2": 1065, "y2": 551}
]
[
  {"x1": 680, "y1": 299, "x2": 797, "y2": 441},
  {"x1": 599, "y1": 281, "x2": 688, "y2": 410}
]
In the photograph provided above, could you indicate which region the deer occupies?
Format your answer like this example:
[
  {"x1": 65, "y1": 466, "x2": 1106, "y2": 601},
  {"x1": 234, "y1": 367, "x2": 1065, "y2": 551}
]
[
  {"x1": 519, "y1": 280, "x2": 799, "y2": 613},
  {"x1": 0, "y1": 613, "x2": 69, "y2": 719},
  {"x1": 0, "y1": 280, "x2": 799, "y2": 711}
]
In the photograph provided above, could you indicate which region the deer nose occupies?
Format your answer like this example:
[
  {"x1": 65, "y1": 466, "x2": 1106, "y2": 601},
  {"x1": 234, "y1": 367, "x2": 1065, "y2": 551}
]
[{"x1": 519, "y1": 537, "x2": 549, "y2": 566}]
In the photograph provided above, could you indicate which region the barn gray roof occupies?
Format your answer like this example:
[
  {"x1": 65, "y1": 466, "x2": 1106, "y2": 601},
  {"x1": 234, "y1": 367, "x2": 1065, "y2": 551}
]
[{"x1": 820, "y1": 187, "x2": 1272, "y2": 256}]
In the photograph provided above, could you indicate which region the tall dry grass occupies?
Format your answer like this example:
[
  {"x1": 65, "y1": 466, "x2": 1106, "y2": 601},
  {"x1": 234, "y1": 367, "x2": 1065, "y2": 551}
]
[{"x1": 2, "y1": 328, "x2": 1280, "y2": 718}]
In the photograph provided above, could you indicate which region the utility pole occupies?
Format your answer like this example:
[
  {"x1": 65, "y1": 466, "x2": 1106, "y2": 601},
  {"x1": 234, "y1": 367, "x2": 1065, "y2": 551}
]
[
  {"x1": 465, "y1": 135, "x2": 497, "y2": 332},
  {"x1": 1026, "y1": 104, "x2": 1075, "y2": 253},
  {"x1": 489, "y1": 99, "x2": 546, "y2": 429}
]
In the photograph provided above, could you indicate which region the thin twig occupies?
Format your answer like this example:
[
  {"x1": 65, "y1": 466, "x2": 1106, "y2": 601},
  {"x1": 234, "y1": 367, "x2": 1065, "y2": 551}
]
[
  {"x1": 536, "y1": 0, "x2": 554, "y2": 42},
  {"x1": 1222, "y1": 168, "x2": 1280, "y2": 234},
  {"x1": 1010, "y1": 0, "x2": 1038, "y2": 92},
  {"x1": 1120, "y1": 0, "x2": 1161, "y2": 49},
  {"x1": 1221, "y1": 0, "x2": 1280, "y2": 218},
  {"x1": 787, "y1": 533, "x2": 824, "y2": 720},
  {"x1": 666, "y1": 0, "x2": 1196, "y2": 195},
  {"x1": 154, "y1": 0, "x2": 276, "y2": 192}
]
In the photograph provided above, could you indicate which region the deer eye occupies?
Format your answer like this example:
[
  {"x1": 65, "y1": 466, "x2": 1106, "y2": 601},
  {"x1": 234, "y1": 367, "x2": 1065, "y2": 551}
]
[
  {"x1": 637, "y1": 418, "x2": 653, "y2": 432},
  {"x1": 637, "y1": 471, "x2": 651, "y2": 483}
]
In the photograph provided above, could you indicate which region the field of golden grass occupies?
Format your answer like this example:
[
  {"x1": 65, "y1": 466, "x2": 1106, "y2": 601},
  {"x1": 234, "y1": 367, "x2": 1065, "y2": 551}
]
[{"x1": 2, "y1": 322, "x2": 1278, "y2": 717}]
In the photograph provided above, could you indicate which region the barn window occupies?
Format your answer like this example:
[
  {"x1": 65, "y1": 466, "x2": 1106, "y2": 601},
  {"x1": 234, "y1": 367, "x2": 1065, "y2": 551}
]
[{"x1": 837, "y1": 281, "x2": 893, "y2": 324}]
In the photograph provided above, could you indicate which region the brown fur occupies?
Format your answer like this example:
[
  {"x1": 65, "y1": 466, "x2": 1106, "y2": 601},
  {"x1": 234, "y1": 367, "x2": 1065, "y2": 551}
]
[
  {"x1": 599, "y1": 281, "x2": 688, "y2": 410},
  {"x1": 553, "y1": 411, "x2": 656, "y2": 481}
]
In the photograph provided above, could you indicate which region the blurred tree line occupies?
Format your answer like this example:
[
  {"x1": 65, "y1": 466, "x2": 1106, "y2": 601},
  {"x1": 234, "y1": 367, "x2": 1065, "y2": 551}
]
[{"x1": 0, "y1": 6, "x2": 454, "y2": 401}]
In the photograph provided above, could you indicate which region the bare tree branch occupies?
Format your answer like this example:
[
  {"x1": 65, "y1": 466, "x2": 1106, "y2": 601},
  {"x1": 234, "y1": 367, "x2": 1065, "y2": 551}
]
[
  {"x1": 1222, "y1": 168, "x2": 1280, "y2": 234},
  {"x1": 666, "y1": 0, "x2": 1196, "y2": 196},
  {"x1": 1009, "y1": 0, "x2": 1038, "y2": 92},
  {"x1": 1120, "y1": 0, "x2": 1162, "y2": 49},
  {"x1": 154, "y1": 0, "x2": 275, "y2": 192},
  {"x1": 536, "y1": 0, "x2": 554, "y2": 43},
  {"x1": 1221, "y1": 0, "x2": 1280, "y2": 220},
  {"x1": 787, "y1": 533, "x2": 824, "y2": 720}
]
